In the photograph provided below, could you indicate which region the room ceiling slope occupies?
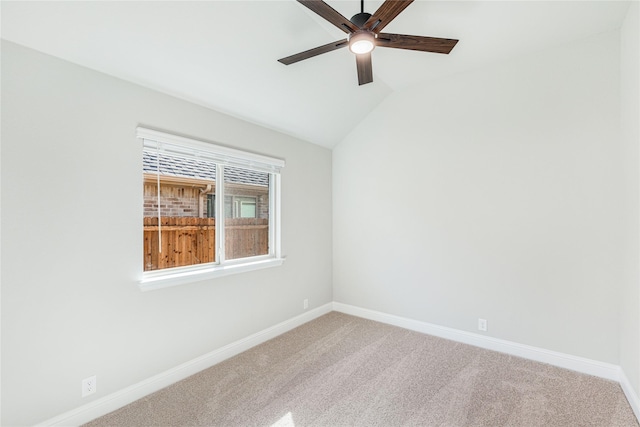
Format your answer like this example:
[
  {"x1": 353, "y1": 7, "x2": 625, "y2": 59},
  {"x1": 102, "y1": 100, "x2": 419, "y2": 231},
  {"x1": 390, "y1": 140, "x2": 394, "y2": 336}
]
[{"x1": 1, "y1": 1, "x2": 631, "y2": 149}]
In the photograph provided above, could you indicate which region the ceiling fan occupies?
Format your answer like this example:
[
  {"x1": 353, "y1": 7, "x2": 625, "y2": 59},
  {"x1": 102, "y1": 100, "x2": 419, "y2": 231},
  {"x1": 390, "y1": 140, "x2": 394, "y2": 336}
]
[{"x1": 278, "y1": 0, "x2": 459, "y2": 85}]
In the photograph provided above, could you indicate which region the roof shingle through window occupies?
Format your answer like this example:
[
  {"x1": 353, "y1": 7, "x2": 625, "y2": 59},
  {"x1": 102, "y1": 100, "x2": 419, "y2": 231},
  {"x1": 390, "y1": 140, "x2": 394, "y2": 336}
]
[{"x1": 143, "y1": 151, "x2": 268, "y2": 186}]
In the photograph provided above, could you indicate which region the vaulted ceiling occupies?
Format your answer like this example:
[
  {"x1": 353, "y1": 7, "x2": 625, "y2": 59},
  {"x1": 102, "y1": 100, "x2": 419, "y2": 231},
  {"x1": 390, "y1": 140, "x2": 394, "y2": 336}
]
[{"x1": 1, "y1": 1, "x2": 631, "y2": 148}]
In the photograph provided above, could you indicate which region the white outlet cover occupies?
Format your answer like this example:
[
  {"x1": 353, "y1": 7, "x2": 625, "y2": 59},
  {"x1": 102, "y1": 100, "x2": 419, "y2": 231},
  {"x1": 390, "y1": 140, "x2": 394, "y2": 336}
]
[
  {"x1": 82, "y1": 375, "x2": 97, "y2": 397},
  {"x1": 478, "y1": 318, "x2": 488, "y2": 332}
]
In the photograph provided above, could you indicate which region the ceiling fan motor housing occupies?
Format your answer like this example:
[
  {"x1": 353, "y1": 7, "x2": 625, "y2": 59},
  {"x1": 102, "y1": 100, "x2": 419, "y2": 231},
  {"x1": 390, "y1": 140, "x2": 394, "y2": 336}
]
[{"x1": 350, "y1": 12, "x2": 371, "y2": 28}]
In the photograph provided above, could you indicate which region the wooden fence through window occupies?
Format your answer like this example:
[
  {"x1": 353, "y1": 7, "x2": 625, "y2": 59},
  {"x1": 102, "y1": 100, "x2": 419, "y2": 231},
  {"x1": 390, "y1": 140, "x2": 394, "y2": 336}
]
[{"x1": 143, "y1": 217, "x2": 268, "y2": 271}]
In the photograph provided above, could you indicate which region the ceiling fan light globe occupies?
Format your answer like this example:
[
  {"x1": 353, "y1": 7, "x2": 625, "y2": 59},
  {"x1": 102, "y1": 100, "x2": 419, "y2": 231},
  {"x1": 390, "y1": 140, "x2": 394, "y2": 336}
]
[
  {"x1": 351, "y1": 40, "x2": 374, "y2": 54},
  {"x1": 348, "y1": 31, "x2": 375, "y2": 54}
]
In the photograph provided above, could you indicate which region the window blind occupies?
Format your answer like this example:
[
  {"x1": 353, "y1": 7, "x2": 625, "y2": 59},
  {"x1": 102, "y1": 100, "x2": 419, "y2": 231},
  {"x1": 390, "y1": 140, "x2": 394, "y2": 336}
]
[{"x1": 137, "y1": 127, "x2": 285, "y2": 174}]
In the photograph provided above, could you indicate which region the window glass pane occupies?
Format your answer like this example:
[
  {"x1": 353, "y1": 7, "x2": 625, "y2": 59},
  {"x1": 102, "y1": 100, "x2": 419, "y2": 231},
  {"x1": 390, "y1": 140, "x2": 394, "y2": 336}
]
[
  {"x1": 223, "y1": 165, "x2": 269, "y2": 260},
  {"x1": 143, "y1": 150, "x2": 216, "y2": 271}
]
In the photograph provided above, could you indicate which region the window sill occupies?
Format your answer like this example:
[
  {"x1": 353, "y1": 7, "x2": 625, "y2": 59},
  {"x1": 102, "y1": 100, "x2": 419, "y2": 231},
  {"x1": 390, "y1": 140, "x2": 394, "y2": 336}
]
[{"x1": 139, "y1": 257, "x2": 285, "y2": 291}]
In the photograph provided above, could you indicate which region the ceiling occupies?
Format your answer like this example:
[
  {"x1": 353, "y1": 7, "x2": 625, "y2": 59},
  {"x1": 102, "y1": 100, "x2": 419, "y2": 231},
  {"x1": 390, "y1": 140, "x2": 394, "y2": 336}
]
[{"x1": 1, "y1": 1, "x2": 631, "y2": 148}]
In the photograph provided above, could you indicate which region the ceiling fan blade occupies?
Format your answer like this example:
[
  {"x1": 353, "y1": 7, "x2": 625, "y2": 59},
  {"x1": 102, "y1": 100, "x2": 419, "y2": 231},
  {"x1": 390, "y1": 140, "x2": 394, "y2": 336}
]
[
  {"x1": 278, "y1": 39, "x2": 348, "y2": 65},
  {"x1": 297, "y1": 0, "x2": 359, "y2": 34},
  {"x1": 364, "y1": 0, "x2": 414, "y2": 32},
  {"x1": 377, "y1": 33, "x2": 459, "y2": 54},
  {"x1": 355, "y1": 53, "x2": 373, "y2": 85}
]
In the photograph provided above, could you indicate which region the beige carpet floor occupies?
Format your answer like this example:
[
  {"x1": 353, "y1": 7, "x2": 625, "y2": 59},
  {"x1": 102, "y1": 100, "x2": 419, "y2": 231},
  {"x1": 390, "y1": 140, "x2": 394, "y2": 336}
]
[{"x1": 86, "y1": 312, "x2": 639, "y2": 426}]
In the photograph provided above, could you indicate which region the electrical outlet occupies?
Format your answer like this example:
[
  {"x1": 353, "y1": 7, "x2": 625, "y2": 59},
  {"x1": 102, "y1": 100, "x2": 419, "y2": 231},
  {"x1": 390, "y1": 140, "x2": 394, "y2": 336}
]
[
  {"x1": 82, "y1": 375, "x2": 97, "y2": 397},
  {"x1": 478, "y1": 318, "x2": 488, "y2": 332},
  {"x1": 303, "y1": 299, "x2": 309, "y2": 310}
]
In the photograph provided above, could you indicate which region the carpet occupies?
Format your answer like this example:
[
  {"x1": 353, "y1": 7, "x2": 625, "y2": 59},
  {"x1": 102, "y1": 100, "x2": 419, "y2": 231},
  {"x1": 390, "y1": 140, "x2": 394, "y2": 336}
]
[{"x1": 85, "y1": 312, "x2": 639, "y2": 426}]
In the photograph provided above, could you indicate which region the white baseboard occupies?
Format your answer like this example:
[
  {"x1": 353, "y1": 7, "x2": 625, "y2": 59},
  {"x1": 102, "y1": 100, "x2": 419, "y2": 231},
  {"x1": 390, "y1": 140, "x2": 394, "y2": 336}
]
[
  {"x1": 332, "y1": 302, "x2": 621, "y2": 381},
  {"x1": 620, "y1": 369, "x2": 640, "y2": 422},
  {"x1": 37, "y1": 303, "x2": 333, "y2": 427}
]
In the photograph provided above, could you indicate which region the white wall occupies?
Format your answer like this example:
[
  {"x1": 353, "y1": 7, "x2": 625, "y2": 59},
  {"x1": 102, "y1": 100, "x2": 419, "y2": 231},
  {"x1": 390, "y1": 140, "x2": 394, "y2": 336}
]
[
  {"x1": 0, "y1": 41, "x2": 333, "y2": 426},
  {"x1": 620, "y1": 1, "x2": 640, "y2": 396},
  {"x1": 333, "y1": 31, "x2": 623, "y2": 364}
]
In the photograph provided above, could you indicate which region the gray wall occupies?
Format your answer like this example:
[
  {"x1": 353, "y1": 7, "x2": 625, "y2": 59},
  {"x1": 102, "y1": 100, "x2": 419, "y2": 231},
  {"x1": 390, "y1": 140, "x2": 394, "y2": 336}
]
[
  {"x1": 333, "y1": 31, "x2": 625, "y2": 364},
  {"x1": 1, "y1": 41, "x2": 333, "y2": 426}
]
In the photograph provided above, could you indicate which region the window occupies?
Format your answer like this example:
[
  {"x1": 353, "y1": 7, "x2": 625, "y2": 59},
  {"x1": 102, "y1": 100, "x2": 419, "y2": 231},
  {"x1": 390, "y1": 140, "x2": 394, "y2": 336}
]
[
  {"x1": 137, "y1": 127, "x2": 285, "y2": 290},
  {"x1": 225, "y1": 196, "x2": 257, "y2": 218},
  {"x1": 206, "y1": 194, "x2": 215, "y2": 218}
]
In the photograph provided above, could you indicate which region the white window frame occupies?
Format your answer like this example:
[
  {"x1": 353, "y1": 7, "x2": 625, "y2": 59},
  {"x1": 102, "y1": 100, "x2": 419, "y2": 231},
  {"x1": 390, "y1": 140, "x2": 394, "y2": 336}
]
[{"x1": 137, "y1": 127, "x2": 285, "y2": 291}]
